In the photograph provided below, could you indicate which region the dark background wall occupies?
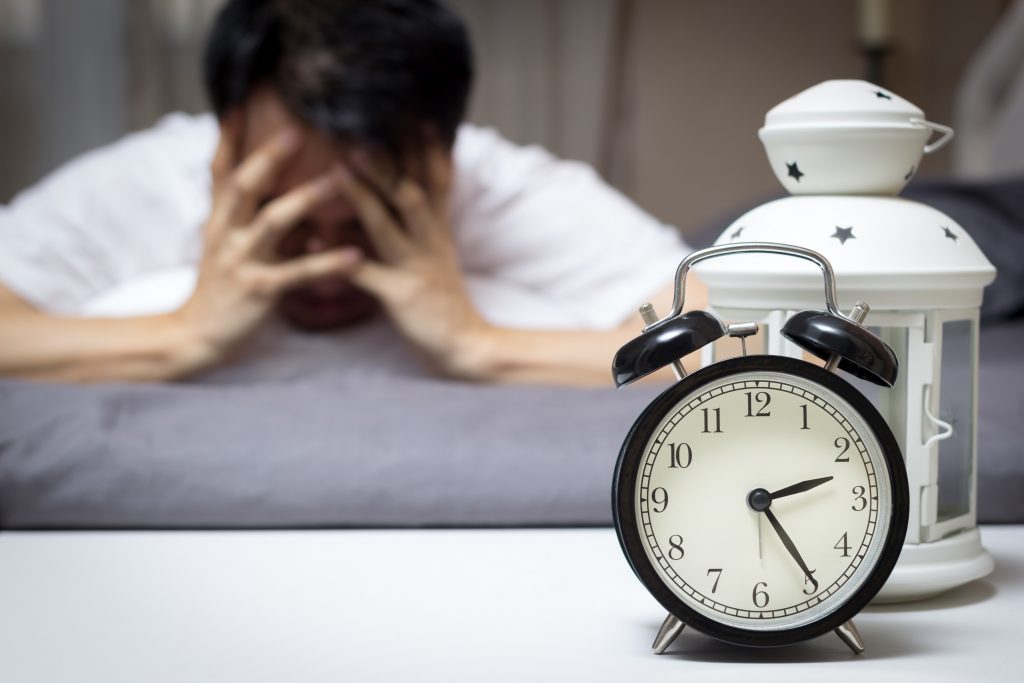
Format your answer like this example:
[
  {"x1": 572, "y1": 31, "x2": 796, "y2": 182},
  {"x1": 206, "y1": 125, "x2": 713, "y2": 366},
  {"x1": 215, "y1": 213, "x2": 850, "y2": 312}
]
[{"x1": 0, "y1": 0, "x2": 1010, "y2": 240}]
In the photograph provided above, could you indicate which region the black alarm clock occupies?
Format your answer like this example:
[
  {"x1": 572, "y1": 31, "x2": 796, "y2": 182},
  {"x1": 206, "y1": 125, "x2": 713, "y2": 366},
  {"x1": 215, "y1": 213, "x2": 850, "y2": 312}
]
[{"x1": 611, "y1": 242, "x2": 909, "y2": 655}]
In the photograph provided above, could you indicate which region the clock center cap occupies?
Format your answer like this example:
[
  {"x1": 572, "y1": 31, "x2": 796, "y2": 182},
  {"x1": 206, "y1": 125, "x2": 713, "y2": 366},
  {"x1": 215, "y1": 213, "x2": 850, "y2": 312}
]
[{"x1": 747, "y1": 488, "x2": 772, "y2": 512}]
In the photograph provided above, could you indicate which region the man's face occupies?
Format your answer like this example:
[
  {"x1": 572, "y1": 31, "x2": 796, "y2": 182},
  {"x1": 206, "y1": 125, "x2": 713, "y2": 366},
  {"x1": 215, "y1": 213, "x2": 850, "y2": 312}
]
[{"x1": 239, "y1": 87, "x2": 380, "y2": 331}]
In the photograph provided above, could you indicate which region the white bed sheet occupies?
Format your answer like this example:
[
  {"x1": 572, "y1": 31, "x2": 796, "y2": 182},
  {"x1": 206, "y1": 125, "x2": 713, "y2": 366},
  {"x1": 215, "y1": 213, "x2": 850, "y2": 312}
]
[{"x1": 0, "y1": 525, "x2": 1019, "y2": 682}]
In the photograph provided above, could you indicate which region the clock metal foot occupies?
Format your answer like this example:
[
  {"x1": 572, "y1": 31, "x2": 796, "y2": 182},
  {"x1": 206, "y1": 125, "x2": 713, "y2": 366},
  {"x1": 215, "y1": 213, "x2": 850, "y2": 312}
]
[
  {"x1": 834, "y1": 619, "x2": 865, "y2": 655},
  {"x1": 652, "y1": 613, "x2": 685, "y2": 654}
]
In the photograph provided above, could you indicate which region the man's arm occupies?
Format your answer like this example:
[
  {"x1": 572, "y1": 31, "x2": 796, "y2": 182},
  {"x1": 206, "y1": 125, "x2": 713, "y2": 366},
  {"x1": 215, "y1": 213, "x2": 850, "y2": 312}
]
[
  {"x1": 334, "y1": 149, "x2": 703, "y2": 386},
  {"x1": 0, "y1": 117, "x2": 361, "y2": 383},
  {"x1": 0, "y1": 282, "x2": 212, "y2": 382},
  {"x1": 448, "y1": 281, "x2": 707, "y2": 386}
]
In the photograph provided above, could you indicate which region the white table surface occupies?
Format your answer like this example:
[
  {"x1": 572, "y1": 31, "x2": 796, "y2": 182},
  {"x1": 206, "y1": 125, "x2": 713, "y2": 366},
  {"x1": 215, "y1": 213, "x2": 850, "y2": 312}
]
[{"x1": 0, "y1": 525, "x2": 1019, "y2": 682}]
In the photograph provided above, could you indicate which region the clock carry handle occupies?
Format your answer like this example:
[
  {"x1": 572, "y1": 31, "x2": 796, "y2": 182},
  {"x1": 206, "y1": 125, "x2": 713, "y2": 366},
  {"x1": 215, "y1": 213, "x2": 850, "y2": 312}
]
[
  {"x1": 661, "y1": 242, "x2": 841, "y2": 321},
  {"x1": 611, "y1": 242, "x2": 899, "y2": 387}
]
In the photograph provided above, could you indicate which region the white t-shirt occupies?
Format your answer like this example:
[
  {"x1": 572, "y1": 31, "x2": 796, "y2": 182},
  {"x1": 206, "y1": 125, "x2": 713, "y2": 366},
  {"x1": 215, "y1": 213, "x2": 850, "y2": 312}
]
[{"x1": 0, "y1": 113, "x2": 688, "y2": 330}]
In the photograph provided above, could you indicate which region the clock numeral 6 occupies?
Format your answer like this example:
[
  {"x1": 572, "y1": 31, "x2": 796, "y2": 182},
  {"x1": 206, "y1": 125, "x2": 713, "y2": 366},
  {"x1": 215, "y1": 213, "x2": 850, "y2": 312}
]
[
  {"x1": 651, "y1": 487, "x2": 669, "y2": 513},
  {"x1": 667, "y1": 535, "x2": 685, "y2": 561},
  {"x1": 752, "y1": 581, "x2": 769, "y2": 608},
  {"x1": 667, "y1": 443, "x2": 692, "y2": 469}
]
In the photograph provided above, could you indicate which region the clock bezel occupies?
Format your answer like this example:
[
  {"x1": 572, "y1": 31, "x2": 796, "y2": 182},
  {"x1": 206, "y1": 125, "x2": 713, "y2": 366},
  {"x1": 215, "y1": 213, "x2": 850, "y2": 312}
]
[{"x1": 612, "y1": 354, "x2": 909, "y2": 648}]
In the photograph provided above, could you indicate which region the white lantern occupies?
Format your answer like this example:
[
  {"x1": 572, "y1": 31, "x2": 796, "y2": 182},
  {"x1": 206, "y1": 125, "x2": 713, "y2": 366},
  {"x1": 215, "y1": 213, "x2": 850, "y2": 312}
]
[{"x1": 695, "y1": 81, "x2": 997, "y2": 602}]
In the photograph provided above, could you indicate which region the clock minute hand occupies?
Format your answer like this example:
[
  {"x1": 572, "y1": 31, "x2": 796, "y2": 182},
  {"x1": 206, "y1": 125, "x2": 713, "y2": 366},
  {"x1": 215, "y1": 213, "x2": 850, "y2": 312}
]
[
  {"x1": 769, "y1": 476, "x2": 833, "y2": 501},
  {"x1": 763, "y1": 508, "x2": 818, "y2": 592}
]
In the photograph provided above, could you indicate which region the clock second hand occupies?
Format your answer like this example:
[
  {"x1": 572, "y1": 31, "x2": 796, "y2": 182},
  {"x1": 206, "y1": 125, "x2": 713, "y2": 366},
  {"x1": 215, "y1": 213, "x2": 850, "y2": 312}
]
[{"x1": 758, "y1": 513, "x2": 763, "y2": 561}]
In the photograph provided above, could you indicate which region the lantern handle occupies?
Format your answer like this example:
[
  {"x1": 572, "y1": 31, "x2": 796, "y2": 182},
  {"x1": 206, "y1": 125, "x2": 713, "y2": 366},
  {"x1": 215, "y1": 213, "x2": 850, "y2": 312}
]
[
  {"x1": 922, "y1": 384, "x2": 954, "y2": 447},
  {"x1": 655, "y1": 242, "x2": 843, "y2": 331}
]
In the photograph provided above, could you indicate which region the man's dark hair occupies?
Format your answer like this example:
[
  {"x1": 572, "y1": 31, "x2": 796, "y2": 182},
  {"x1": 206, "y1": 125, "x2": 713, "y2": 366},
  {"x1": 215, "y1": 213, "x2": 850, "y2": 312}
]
[{"x1": 203, "y1": 0, "x2": 473, "y2": 169}]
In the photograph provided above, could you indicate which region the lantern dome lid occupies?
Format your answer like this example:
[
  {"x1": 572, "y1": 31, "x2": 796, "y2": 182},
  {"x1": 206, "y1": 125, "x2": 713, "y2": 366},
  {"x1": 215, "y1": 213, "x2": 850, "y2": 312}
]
[
  {"x1": 762, "y1": 79, "x2": 926, "y2": 130},
  {"x1": 696, "y1": 195, "x2": 996, "y2": 313}
]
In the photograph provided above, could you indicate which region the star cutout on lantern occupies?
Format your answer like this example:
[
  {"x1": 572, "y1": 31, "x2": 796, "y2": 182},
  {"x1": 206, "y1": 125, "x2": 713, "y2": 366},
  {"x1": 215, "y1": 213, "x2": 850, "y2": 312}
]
[
  {"x1": 904, "y1": 166, "x2": 915, "y2": 181},
  {"x1": 730, "y1": 226, "x2": 745, "y2": 240},
  {"x1": 874, "y1": 90, "x2": 892, "y2": 100},
  {"x1": 942, "y1": 226, "x2": 959, "y2": 242},
  {"x1": 831, "y1": 226, "x2": 855, "y2": 245},
  {"x1": 786, "y1": 162, "x2": 804, "y2": 182}
]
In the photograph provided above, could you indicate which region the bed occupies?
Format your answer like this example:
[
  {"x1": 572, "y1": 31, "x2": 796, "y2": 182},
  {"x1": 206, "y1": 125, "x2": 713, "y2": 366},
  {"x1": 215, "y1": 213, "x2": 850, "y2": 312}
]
[{"x1": 4, "y1": 167, "x2": 1023, "y2": 529}]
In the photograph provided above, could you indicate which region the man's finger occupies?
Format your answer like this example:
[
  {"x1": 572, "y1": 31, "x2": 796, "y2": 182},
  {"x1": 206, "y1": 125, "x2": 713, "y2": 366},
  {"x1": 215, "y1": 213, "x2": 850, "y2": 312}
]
[
  {"x1": 217, "y1": 127, "x2": 301, "y2": 225},
  {"x1": 206, "y1": 110, "x2": 243, "y2": 243},
  {"x1": 347, "y1": 258, "x2": 403, "y2": 300},
  {"x1": 350, "y1": 148, "x2": 399, "y2": 195},
  {"x1": 210, "y1": 110, "x2": 241, "y2": 189},
  {"x1": 246, "y1": 172, "x2": 340, "y2": 258},
  {"x1": 333, "y1": 164, "x2": 411, "y2": 262},
  {"x1": 390, "y1": 179, "x2": 435, "y2": 242},
  {"x1": 349, "y1": 151, "x2": 436, "y2": 243},
  {"x1": 257, "y1": 247, "x2": 363, "y2": 292},
  {"x1": 424, "y1": 141, "x2": 453, "y2": 216}
]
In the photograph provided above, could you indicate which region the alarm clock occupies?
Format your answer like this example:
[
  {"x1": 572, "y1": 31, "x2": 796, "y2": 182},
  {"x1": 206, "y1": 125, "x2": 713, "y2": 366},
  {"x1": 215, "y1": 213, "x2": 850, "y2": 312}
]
[{"x1": 611, "y1": 242, "x2": 909, "y2": 655}]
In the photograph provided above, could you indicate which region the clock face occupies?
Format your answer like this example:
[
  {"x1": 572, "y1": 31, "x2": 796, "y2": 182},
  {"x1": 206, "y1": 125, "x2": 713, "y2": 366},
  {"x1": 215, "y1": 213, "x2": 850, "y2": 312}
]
[{"x1": 614, "y1": 356, "x2": 907, "y2": 646}]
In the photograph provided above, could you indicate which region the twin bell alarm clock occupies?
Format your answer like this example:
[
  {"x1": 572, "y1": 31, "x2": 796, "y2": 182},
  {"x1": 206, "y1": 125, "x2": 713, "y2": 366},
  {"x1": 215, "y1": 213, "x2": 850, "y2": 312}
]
[{"x1": 610, "y1": 242, "x2": 909, "y2": 655}]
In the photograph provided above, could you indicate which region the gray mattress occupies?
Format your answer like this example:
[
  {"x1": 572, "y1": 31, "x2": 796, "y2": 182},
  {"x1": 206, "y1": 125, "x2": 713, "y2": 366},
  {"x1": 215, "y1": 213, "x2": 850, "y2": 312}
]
[{"x1": 0, "y1": 314, "x2": 1021, "y2": 529}]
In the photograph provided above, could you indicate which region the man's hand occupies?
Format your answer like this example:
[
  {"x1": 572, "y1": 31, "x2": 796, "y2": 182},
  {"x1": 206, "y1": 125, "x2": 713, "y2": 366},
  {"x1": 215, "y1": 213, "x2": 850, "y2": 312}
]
[
  {"x1": 175, "y1": 114, "x2": 362, "y2": 364},
  {"x1": 332, "y1": 146, "x2": 708, "y2": 386},
  {"x1": 337, "y1": 146, "x2": 490, "y2": 377}
]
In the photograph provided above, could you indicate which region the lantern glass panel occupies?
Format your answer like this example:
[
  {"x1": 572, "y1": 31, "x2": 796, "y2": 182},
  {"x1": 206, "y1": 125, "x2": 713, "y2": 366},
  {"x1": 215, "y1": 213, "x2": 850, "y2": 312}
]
[{"x1": 936, "y1": 319, "x2": 974, "y2": 522}]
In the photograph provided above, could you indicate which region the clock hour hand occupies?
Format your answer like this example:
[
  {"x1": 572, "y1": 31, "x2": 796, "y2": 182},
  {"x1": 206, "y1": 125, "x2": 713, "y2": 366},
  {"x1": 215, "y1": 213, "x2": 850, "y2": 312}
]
[
  {"x1": 763, "y1": 508, "x2": 819, "y2": 592},
  {"x1": 769, "y1": 476, "x2": 833, "y2": 501}
]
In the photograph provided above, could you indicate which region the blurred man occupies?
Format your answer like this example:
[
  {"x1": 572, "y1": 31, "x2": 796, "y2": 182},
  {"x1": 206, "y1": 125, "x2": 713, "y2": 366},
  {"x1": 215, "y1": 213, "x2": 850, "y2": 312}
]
[{"x1": 0, "y1": 0, "x2": 697, "y2": 384}]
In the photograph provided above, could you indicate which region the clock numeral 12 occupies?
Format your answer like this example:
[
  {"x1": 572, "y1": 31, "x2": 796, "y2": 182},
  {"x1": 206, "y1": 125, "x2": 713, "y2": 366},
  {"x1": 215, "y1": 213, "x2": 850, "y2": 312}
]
[
  {"x1": 701, "y1": 407, "x2": 722, "y2": 433},
  {"x1": 667, "y1": 443, "x2": 693, "y2": 468},
  {"x1": 744, "y1": 391, "x2": 771, "y2": 417}
]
